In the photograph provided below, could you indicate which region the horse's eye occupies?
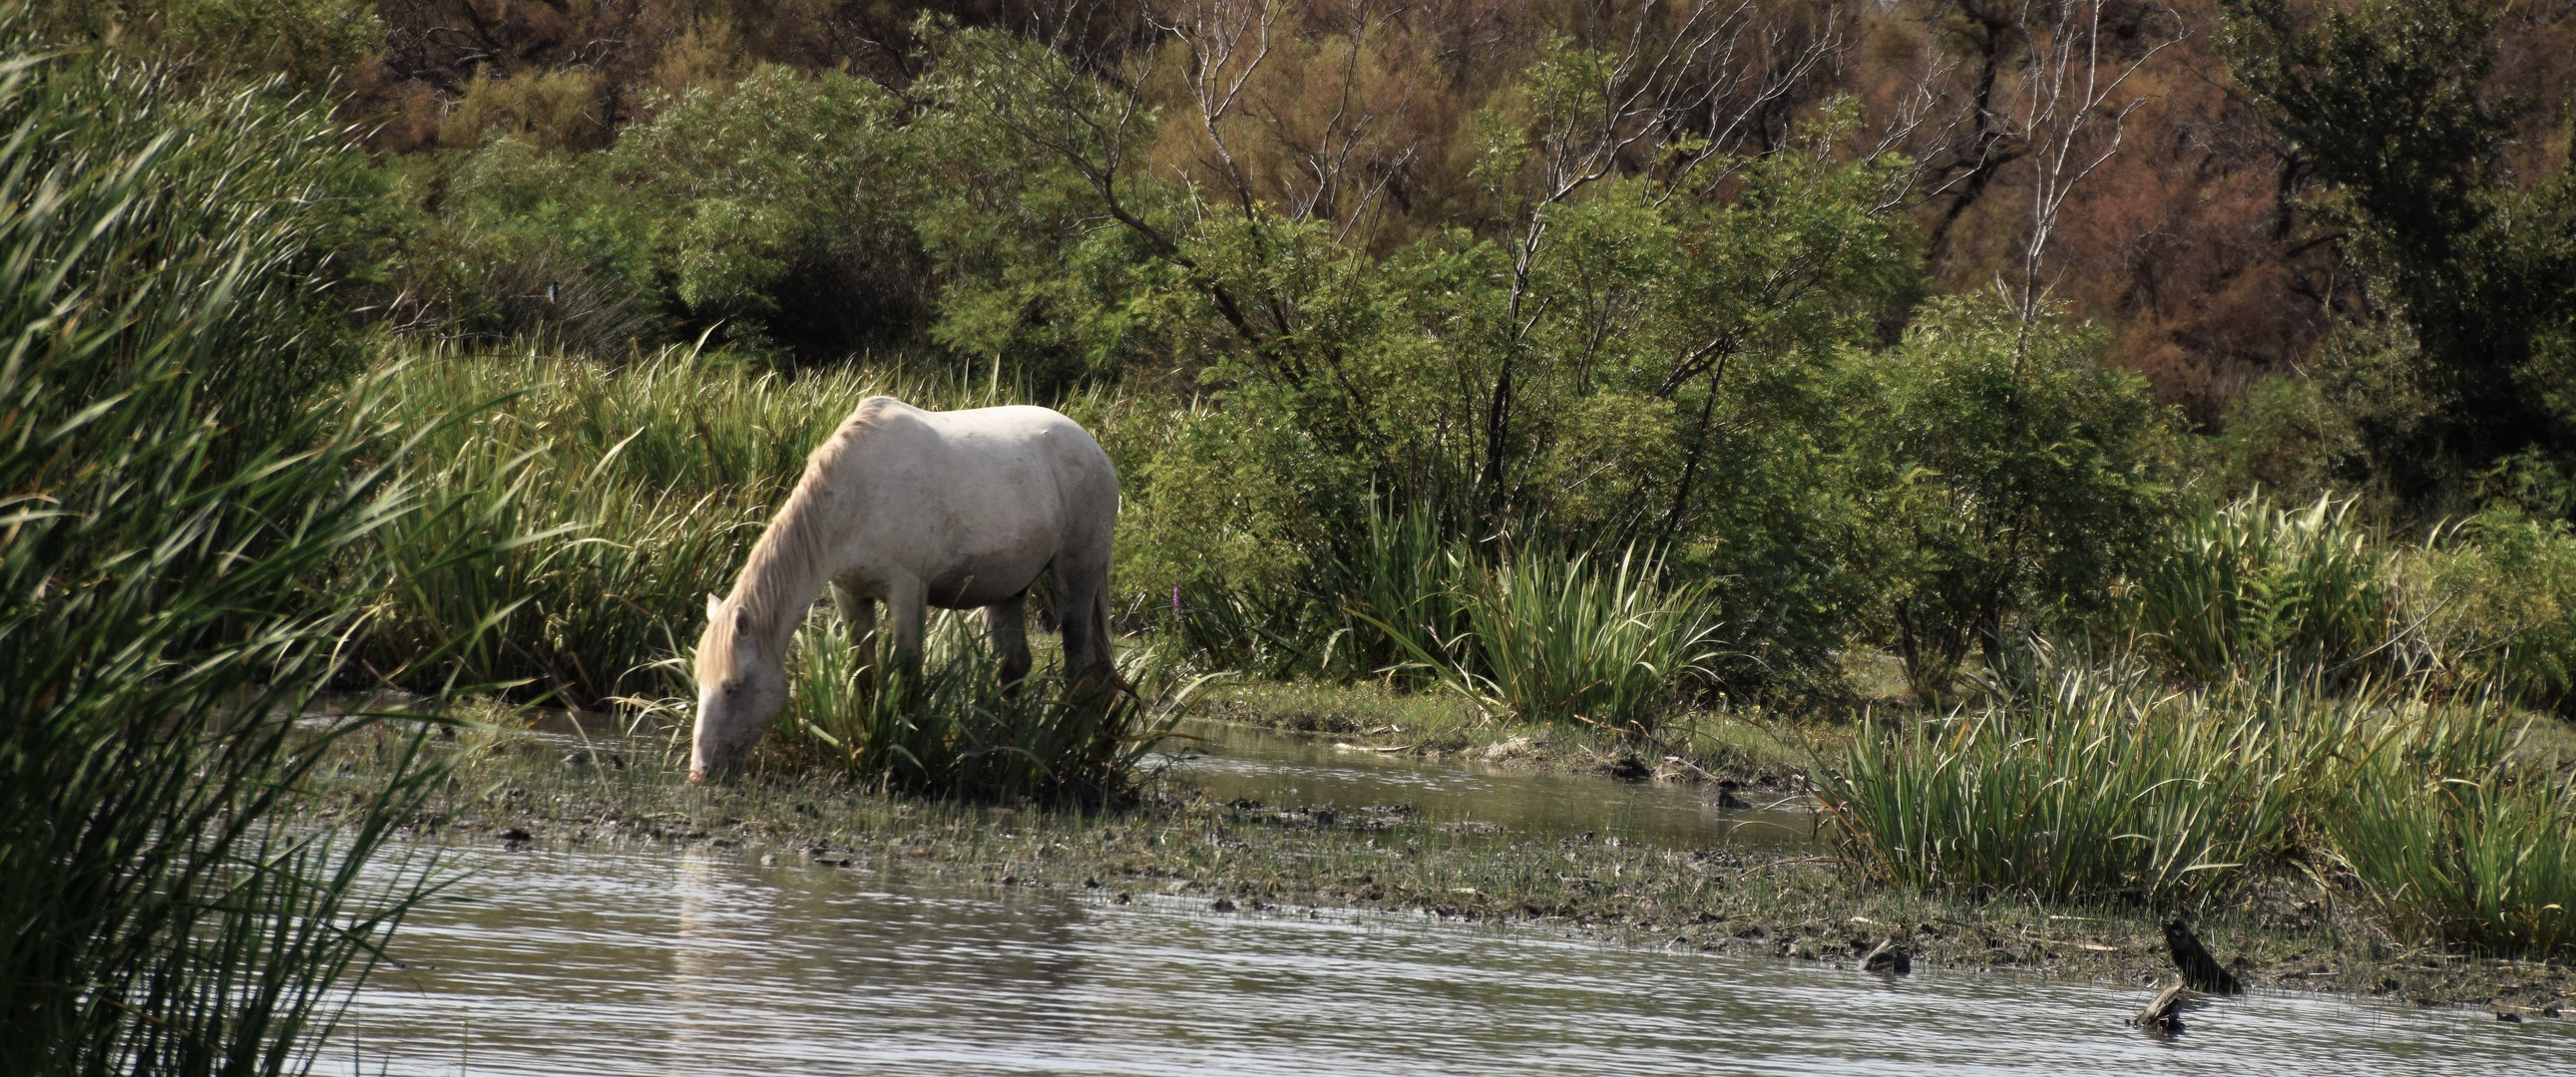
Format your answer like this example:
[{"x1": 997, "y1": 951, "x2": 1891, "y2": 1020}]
[{"x1": 721, "y1": 678, "x2": 741, "y2": 696}]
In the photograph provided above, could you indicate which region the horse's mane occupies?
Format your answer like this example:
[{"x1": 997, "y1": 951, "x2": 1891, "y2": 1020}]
[{"x1": 699, "y1": 398, "x2": 898, "y2": 675}]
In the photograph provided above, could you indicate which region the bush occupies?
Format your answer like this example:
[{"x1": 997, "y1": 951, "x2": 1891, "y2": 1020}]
[
  {"x1": 410, "y1": 65, "x2": 936, "y2": 362},
  {"x1": 2414, "y1": 508, "x2": 2576, "y2": 714},
  {"x1": 1818, "y1": 643, "x2": 2575, "y2": 958},
  {"x1": 1445, "y1": 547, "x2": 1723, "y2": 733},
  {"x1": 1847, "y1": 296, "x2": 2174, "y2": 702}
]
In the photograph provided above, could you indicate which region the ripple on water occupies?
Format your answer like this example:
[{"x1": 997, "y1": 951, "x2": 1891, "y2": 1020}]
[{"x1": 330, "y1": 846, "x2": 2572, "y2": 1076}]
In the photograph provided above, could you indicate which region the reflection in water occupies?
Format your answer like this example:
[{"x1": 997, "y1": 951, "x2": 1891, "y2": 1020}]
[
  {"x1": 331, "y1": 846, "x2": 2571, "y2": 1076},
  {"x1": 671, "y1": 854, "x2": 729, "y2": 1061},
  {"x1": 1154, "y1": 720, "x2": 1822, "y2": 854}
]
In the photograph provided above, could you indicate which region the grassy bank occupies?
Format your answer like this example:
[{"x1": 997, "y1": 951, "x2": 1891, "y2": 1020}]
[{"x1": 328, "y1": 708, "x2": 2572, "y2": 1016}]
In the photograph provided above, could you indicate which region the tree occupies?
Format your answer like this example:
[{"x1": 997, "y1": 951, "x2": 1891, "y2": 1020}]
[
  {"x1": 2220, "y1": 0, "x2": 2576, "y2": 516},
  {"x1": 1850, "y1": 295, "x2": 2172, "y2": 700}
]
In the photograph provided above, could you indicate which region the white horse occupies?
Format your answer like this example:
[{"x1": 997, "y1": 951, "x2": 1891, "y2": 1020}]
[{"x1": 688, "y1": 396, "x2": 1120, "y2": 782}]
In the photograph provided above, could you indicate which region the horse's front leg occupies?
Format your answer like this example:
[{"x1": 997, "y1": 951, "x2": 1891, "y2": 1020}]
[
  {"x1": 985, "y1": 591, "x2": 1032, "y2": 696},
  {"x1": 883, "y1": 575, "x2": 928, "y2": 694},
  {"x1": 830, "y1": 581, "x2": 878, "y2": 694}
]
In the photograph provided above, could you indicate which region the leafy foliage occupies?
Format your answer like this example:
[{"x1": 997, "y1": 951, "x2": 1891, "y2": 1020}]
[
  {"x1": 1846, "y1": 296, "x2": 2173, "y2": 700},
  {"x1": 2220, "y1": 0, "x2": 2576, "y2": 514},
  {"x1": 2414, "y1": 508, "x2": 2576, "y2": 714}
]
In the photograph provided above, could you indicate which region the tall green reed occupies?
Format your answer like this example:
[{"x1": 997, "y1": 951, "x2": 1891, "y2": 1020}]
[
  {"x1": 2323, "y1": 715, "x2": 2576, "y2": 957},
  {"x1": 1816, "y1": 652, "x2": 2407, "y2": 902},
  {"x1": 1449, "y1": 548, "x2": 1722, "y2": 733},
  {"x1": 2126, "y1": 493, "x2": 2398, "y2": 682},
  {"x1": 1819, "y1": 643, "x2": 2576, "y2": 958},
  {"x1": 0, "y1": 45, "x2": 471, "y2": 1074},
  {"x1": 770, "y1": 608, "x2": 1185, "y2": 801},
  {"x1": 1339, "y1": 510, "x2": 1721, "y2": 733}
]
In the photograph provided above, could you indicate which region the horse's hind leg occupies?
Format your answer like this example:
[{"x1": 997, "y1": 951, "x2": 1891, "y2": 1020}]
[
  {"x1": 1055, "y1": 558, "x2": 1121, "y2": 696},
  {"x1": 985, "y1": 591, "x2": 1032, "y2": 695},
  {"x1": 831, "y1": 581, "x2": 878, "y2": 693}
]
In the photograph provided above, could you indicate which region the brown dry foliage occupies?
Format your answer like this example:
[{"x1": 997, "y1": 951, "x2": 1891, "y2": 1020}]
[{"x1": 152, "y1": 0, "x2": 2573, "y2": 415}]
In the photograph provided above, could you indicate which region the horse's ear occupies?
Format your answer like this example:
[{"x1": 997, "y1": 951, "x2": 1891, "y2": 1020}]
[{"x1": 705, "y1": 593, "x2": 724, "y2": 624}]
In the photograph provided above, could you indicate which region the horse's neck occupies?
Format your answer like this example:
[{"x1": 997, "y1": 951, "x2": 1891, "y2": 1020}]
[{"x1": 733, "y1": 492, "x2": 834, "y2": 651}]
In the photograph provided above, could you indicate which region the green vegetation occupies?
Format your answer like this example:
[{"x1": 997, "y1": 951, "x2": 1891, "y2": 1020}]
[
  {"x1": 0, "y1": 42, "x2": 461, "y2": 1072},
  {"x1": 2220, "y1": 0, "x2": 2576, "y2": 515},
  {"x1": 14, "y1": 3, "x2": 2576, "y2": 1068},
  {"x1": 767, "y1": 608, "x2": 1187, "y2": 801},
  {"x1": 2125, "y1": 494, "x2": 2396, "y2": 683}
]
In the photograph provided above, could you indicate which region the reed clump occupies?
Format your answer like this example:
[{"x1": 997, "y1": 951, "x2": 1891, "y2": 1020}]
[
  {"x1": 2124, "y1": 493, "x2": 2399, "y2": 683},
  {"x1": 1333, "y1": 510, "x2": 1723, "y2": 734},
  {"x1": 1819, "y1": 660, "x2": 2321, "y2": 902},
  {"x1": 2324, "y1": 716, "x2": 2576, "y2": 957},
  {"x1": 1819, "y1": 644, "x2": 2576, "y2": 958},
  {"x1": 765, "y1": 608, "x2": 1188, "y2": 802},
  {"x1": 0, "y1": 44, "x2": 462, "y2": 1072}
]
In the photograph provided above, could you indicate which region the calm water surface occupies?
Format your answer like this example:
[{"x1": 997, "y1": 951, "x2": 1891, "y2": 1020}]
[{"x1": 334, "y1": 844, "x2": 2572, "y2": 1076}]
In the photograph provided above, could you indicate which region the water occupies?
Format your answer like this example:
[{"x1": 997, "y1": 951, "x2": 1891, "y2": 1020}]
[
  {"x1": 1151, "y1": 719, "x2": 1823, "y2": 854},
  {"x1": 325, "y1": 719, "x2": 2576, "y2": 1074},
  {"x1": 333, "y1": 844, "x2": 2573, "y2": 1076}
]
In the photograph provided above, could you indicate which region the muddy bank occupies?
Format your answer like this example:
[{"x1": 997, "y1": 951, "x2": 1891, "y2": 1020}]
[{"x1": 1195, "y1": 680, "x2": 1826, "y2": 790}]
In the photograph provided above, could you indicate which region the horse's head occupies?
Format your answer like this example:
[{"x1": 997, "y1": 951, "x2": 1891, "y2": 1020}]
[{"x1": 690, "y1": 593, "x2": 787, "y2": 782}]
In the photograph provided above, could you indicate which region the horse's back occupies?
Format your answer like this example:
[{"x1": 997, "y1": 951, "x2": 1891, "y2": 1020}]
[
  {"x1": 866, "y1": 399, "x2": 1113, "y2": 502},
  {"x1": 820, "y1": 398, "x2": 1115, "y2": 601}
]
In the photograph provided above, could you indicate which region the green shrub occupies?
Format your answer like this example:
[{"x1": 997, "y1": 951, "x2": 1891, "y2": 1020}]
[
  {"x1": 2127, "y1": 493, "x2": 2398, "y2": 683},
  {"x1": 413, "y1": 65, "x2": 936, "y2": 362},
  {"x1": 1334, "y1": 506, "x2": 1477, "y2": 686},
  {"x1": 1847, "y1": 296, "x2": 2175, "y2": 702},
  {"x1": 2414, "y1": 508, "x2": 2576, "y2": 714}
]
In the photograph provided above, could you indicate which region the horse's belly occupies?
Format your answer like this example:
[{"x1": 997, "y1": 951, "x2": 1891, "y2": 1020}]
[{"x1": 923, "y1": 548, "x2": 1052, "y2": 608}]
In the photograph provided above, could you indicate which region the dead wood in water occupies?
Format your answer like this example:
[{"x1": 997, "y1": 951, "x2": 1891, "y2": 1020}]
[{"x1": 2130, "y1": 979, "x2": 2190, "y2": 1033}]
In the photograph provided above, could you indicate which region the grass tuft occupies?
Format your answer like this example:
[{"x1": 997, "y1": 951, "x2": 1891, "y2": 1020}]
[{"x1": 764, "y1": 607, "x2": 1190, "y2": 803}]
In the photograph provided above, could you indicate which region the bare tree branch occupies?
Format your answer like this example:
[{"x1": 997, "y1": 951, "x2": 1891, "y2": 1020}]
[{"x1": 2013, "y1": 0, "x2": 2184, "y2": 321}]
